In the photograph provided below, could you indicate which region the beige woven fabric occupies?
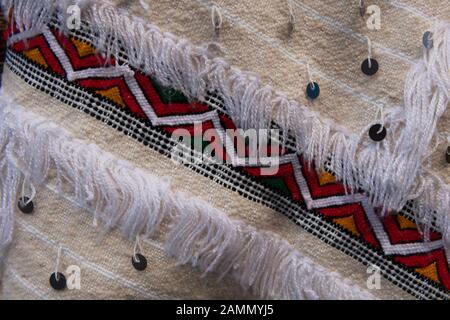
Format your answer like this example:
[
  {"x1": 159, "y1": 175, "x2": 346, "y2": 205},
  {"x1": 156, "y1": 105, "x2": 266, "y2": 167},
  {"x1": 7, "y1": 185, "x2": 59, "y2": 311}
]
[
  {"x1": 2, "y1": 187, "x2": 254, "y2": 300},
  {"x1": 119, "y1": 0, "x2": 449, "y2": 183},
  {"x1": 0, "y1": 67, "x2": 412, "y2": 300}
]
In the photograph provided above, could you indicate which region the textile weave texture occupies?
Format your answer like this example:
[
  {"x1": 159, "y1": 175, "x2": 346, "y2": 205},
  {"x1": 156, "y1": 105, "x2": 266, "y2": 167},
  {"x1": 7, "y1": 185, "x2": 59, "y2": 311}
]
[{"x1": 0, "y1": 0, "x2": 449, "y2": 300}]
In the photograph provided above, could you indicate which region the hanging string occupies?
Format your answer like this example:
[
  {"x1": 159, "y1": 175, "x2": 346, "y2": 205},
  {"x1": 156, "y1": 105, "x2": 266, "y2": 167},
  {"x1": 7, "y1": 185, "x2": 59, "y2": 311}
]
[
  {"x1": 361, "y1": 36, "x2": 379, "y2": 76},
  {"x1": 366, "y1": 36, "x2": 372, "y2": 68},
  {"x1": 287, "y1": 0, "x2": 295, "y2": 34},
  {"x1": 49, "y1": 244, "x2": 67, "y2": 290},
  {"x1": 359, "y1": 0, "x2": 366, "y2": 17},
  {"x1": 133, "y1": 235, "x2": 144, "y2": 263},
  {"x1": 376, "y1": 106, "x2": 385, "y2": 128},
  {"x1": 367, "y1": 106, "x2": 387, "y2": 142},
  {"x1": 131, "y1": 235, "x2": 147, "y2": 270},
  {"x1": 305, "y1": 63, "x2": 320, "y2": 99},
  {"x1": 54, "y1": 244, "x2": 63, "y2": 281}
]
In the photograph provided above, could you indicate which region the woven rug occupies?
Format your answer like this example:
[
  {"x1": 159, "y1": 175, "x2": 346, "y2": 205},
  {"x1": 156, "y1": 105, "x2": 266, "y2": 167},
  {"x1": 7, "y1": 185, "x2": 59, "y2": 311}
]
[{"x1": 0, "y1": 0, "x2": 448, "y2": 300}]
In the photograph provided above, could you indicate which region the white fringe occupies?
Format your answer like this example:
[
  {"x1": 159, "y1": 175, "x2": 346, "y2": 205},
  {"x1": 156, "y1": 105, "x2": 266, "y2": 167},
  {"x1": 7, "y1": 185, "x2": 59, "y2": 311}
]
[
  {"x1": 0, "y1": 96, "x2": 375, "y2": 300},
  {"x1": 2, "y1": 0, "x2": 449, "y2": 248}
]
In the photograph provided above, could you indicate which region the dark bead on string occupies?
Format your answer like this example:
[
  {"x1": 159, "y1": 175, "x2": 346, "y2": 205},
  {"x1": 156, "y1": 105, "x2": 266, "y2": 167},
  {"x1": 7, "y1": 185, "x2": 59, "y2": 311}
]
[
  {"x1": 306, "y1": 82, "x2": 320, "y2": 99},
  {"x1": 132, "y1": 253, "x2": 147, "y2": 271},
  {"x1": 369, "y1": 124, "x2": 386, "y2": 142},
  {"x1": 18, "y1": 197, "x2": 34, "y2": 214},
  {"x1": 361, "y1": 58, "x2": 378, "y2": 76},
  {"x1": 49, "y1": 272, "x2": 66, "y2": 290}
]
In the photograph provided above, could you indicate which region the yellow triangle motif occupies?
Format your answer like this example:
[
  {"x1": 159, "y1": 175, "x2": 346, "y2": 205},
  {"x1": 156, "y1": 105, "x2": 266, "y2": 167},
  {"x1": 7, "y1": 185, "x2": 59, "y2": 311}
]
[
  {"x1": 415, "y1": 262, "x2": 440, "y2": 284},
  {"x1": 333, "y1": 215, "x2": 360, "y2": 237},
  {"x1": 397, "y1": 215, "x2": 418, "y2": 230},
  {"x1": 95, "y1": 87, "x2": 126, "y2": 108},
  {"x1": 318, "y1": 171, "x2": 337, "y2": 186},
  {"x1": 71, "y1": 37, "x2": 97, "y2": 58},
  {"x1": 23, "y1": 48, "x2": 48, "y2": 68}
]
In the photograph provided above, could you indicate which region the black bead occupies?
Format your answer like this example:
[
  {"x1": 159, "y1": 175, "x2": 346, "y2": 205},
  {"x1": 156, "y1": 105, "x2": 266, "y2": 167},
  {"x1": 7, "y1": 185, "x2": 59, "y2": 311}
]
[
  {"x1": 361, "y1": 58, "x2": 378, "y2": 76},
  {"x1": 49, "y1": 272, "x2": 66, "y2": 290},
  {"x1": 422, "y1": 31, "x2": 433, "y2": 49},
  {"x1": 132, "y1": 253, "x2": 147, "y2": 271},
  {"x1": 446, "y1": 146, "x2": 450, "y2": 164},
  {"x1": 18, "y1": 197, "x2": 34, "y2": 214},
  {"x1": 369, "y1": 124, "x2": 387, "y2": 142},
  {"x1": 306, "y1": 82, "x2": 320, "y2": 99}
]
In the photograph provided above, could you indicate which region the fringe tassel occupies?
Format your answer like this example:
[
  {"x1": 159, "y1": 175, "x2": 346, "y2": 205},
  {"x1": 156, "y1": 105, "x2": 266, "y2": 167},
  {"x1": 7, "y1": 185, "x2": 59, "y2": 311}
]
[
  {"x1": 2, "y1": 0, "x2": 449, "y2": 248},
  {"x1": 0, "y1": 96, "x2": 375, "y2": 300}
]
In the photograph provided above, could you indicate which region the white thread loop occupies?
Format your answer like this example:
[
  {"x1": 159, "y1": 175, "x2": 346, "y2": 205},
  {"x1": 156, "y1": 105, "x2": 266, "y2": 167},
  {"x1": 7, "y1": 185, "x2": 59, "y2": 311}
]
[
  {"x1": 133, "y1": 235, "x2": 144, "y2": 263},
  {"x1": 54, "y1": 244, "x2": 63, "y2": 281},
  {"x1": 211, "y1": 5, "x2": 223, "y2": 31},
  {"x1": 366, "y1": 36, "x2": 372, "y2": 68},
  {"x1": 139, "y1": 0, "x2": 150, "y2": 11},
  {"x1": 306, "y1": 63, "x2": 315, "y2": 89},
  {"x1": 20, "y1": 174, "x2": 36, "y2": 206}
]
